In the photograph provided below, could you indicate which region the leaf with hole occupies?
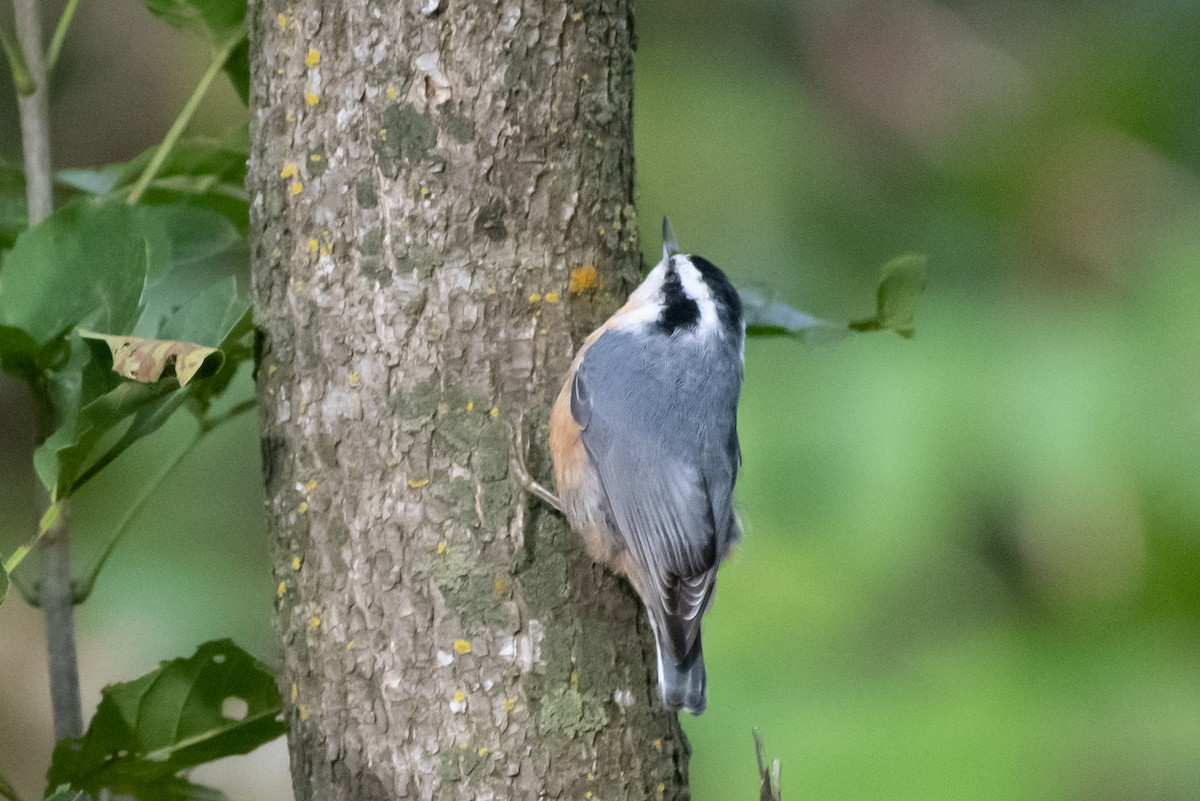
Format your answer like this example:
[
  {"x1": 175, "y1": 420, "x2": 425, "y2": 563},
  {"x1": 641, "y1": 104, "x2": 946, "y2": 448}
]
[{"x1": 46, "y1": 640, "x2": 285, "y2": 800}]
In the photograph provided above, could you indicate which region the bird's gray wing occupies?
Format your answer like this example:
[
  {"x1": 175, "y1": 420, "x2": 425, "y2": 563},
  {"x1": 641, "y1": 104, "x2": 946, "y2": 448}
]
[{"x1": 572, "y1": 331, "x2": 740, "y2": 663}]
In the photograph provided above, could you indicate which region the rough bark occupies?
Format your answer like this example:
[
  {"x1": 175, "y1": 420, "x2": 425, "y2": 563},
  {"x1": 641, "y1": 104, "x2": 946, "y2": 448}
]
[{"x1": 247, "y1": 1, "x2": 691, "y2": 799}]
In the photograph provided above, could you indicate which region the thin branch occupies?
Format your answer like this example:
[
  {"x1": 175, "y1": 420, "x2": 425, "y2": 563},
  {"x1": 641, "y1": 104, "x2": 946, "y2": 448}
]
[
  {"x1": 14, "y1": 0, "x2": 83, "y2": 742},
  {"x1": 127, "y1": 34, "x2": 243, "y2": 205},
  {"x1": 13, "y1": 0, "x2": 52, "y2": 222},
  {"x1": 39, "y1": 497, "x2": 83, "y2": 740},
  {"x1": 44, "y1": 0, "x2": 81, "y2": 74}
]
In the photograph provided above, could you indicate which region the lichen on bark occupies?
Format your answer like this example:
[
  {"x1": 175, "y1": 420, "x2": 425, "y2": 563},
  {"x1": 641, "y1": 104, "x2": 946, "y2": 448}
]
[{"x1": 248, "y1": 0, "x2": 691, "y2": 799}]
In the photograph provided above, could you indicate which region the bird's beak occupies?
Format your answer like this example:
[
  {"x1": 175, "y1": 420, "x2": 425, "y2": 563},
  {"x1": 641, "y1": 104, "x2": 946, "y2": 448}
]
[{"x1": 662, "y1": 216, "x2": 680, "y2": 264}]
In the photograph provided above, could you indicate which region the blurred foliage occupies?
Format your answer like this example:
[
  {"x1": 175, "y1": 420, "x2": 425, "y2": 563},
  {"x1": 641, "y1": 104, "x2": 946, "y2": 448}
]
[
  {"x1": 48, "y1": 640, "x2": 284, "y2": 800},
  {"x1": 1, "y1": 0, "x2": 1199, "y2": 800}
]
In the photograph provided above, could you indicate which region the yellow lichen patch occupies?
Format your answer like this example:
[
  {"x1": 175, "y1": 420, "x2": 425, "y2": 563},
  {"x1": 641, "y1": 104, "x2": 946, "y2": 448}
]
[
  {"x1": 582, "y1": 73, "x2": 590, "y2": 82},
  {"x1": 290, "y1": 683, "x2": 298, "y2": 703},
  {"x1": 550, "y1": 125, "x2": 559, "y2": 134},
  {"x1": 306, "y1": 238, "x2": 319, "y2": 253},
  {"x1": 528, "y1": 292, "x2": 543, "y2": 303},
  {"x1": 309, "y1": 153, "x2": 322, "y2": 162},
  {"x1": 571, "y1": 11, "x2": 583, "y2": 21},
  {"x1": 598, "y1": 224, "x2": 606, "y2": 236},
  {"x1": 420, "y1": 185, "x2": 430, "y2": 196},
  {"x1": 453, "y1": 691, "x2": 465, "y2": 703},
  {"x1": 544, "y1": 291, "x2": 560, "y2": 303},
  {"x1": 503, "y1": 698, "x2": 515, "y2": 711},
  {"x1": 346, "y1": 639, "x2": 355, "y2": 650},
  {"x1": 489, "y1": 406, "x2": 499, "y2": 418},
  {"x1": 408, "y1": 478, "x2": 430, "y2": 489},
  {"x1": 298, "y1": 704, "x2": 309, "y2": 721},
  {"x1": 290, "y1": 181, "x2": 303, "y2": 195},
  {"x1": 292, "y1": 556, "x2": 302, "y2": 570},
  {"x1": 453, "y1": 639, "x2": 472, "y2": 654},
  {"x1": 299, "y1": 399, "x2": 308, "y2": 413},
  {"x1": 267, "y1": 363, "x2": 279, "y2": 375},
  {"x1": 653, "y1": 738, "x2": 663, "y2": 752},
  {"x1": 297, "y1": 501, "x2": 309, "y2": 514},
  {"x1": 657, "y1": 783, "x2": 666, "y2": 796},
  {"x1": 276, "y1": 580, "x2": 287, "y2": 598},
  {"x1": 486, "y1": 288, "x2": 496, "y2": 295},
  {"x1": 305, "y1": 479, "x2": 318, "y2": 492},
  {"x1": 348, "y1": 372, "x2": 361, "y2": 386},
  {"x1": 305, "y1": 91, "x2": 319, "y2": 106},
  {"x1": 466, "y1": 401, "x2": 475, "y2": 412},
  {"x1": 309, "y1": 616, "x2": 320, "y2": 630},
  {"x1": 378, "y1": 128, "x2": 387, "y2": 140},
  {"x1": 586, "y1": 792, "x2": 593, "y2": 800},
  {"x1": 437, "y1": 540, "x2": 447, "y2": 554},
  {"x1": 294, "y1": 279, "x2": 305, "y2": 294},
  {"x1": 305, "y1": 48, "x2": 320, "y2": 68},
  {"x1": 493, "y1": 576, "x2": 506, "y2": 595},
  {"x1": 477, "y1": 746, "x2": 488, "y2": 757},
  {"x1": 587, "y1": 772, "x2": 595, "y2": 782},
  {"x1": 569, "y1": 672, "x2": 579, "y2": 689},
  {"x1": 276, "y1": 13, "x2": 288, "y2": 31},
  {"x1": 386, "y1": 85, "x2": 398, "y2": 100},
  {"x1": 569, "y1": 266, "x2": 598, "y2": 292},
  {"x1": 280, "y1": 162, "x2": 298, "y2": 179}
]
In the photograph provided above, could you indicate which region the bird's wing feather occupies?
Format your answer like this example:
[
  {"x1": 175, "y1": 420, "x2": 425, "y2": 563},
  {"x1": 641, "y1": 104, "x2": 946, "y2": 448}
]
[{"x1": 571, "y1": 330, "x2": 740, "y2": 663}]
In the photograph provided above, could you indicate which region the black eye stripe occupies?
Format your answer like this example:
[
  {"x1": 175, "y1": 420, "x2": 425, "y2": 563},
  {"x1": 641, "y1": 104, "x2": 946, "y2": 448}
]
[{"x1": 657, "y1": 260, "x2": 701, "y2": 334}]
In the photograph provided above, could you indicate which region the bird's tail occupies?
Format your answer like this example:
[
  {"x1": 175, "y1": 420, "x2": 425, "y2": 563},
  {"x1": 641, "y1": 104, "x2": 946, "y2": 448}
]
[{"x1": 652, "y1": 626, "x2": 707, "y2": 715}]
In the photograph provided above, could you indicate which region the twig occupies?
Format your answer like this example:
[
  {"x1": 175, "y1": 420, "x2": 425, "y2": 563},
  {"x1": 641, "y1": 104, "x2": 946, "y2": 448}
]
[
  {"x1": 126, "y1": 34, "x2": 244, "y2": 205},
  {"x1": 44, "y1": 0, "x2": 81, "y2": 74},
  {"x1": 754, "y1": 730, "x2": 781, "y2": 801},
  {"x1": 13, "y1": 0, "x2": 84, "y2": 742}
]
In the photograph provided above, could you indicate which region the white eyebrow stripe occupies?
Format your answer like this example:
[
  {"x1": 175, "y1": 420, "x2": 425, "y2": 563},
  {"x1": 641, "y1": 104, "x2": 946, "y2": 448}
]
[{"x1": 674, "y1": 257, "x2": 720, "y2": 336}]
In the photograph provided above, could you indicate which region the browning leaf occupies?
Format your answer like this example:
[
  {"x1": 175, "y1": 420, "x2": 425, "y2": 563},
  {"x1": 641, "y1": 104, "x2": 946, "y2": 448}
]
[{"x1": 78, "y1": 330, "x2": 219, "y2": 387}]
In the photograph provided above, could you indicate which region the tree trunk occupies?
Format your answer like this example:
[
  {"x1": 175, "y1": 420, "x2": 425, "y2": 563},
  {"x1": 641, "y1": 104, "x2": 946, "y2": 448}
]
[{"x1": 247, "y1": 1, "x2": 692, "y2": 799}]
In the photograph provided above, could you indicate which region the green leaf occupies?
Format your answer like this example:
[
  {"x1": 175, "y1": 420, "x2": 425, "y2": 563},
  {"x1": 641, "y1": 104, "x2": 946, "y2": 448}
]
[
  {"x1": 0, "y1": 200, "x2": 150, "y2": 344},
  {"x1": 55, "y1": 166, "x2": 123, "y2": 195},
  {"x1": 143, "y1": 0, "x2": 245, "y2": 48},
  {"x1": 44, "y1": 788, "x2": 87, "y2": 801},
  {"x1": 741, "y1": 286, "x2": 851, "y2": 346},
  {"x1": 61, "y1": 134, "x2": 249, "y2": 231},
  {"x1": 223, "y1": 37, "x2": 250, "y2": 105},
  {"x1": 744, "y1": 254, "x2": 927, "y2": 344},
  {"x1": 0, "y1": 159, "x2": 28, "y2": 252},
  {"x1": 47, "y1": 640, "x2": 285, "y2": 800},
  {"x1": 849, "y1": 253, "x2": 927, "y2": 338},
  {"x1": 0, "y1": 200, "x2": 249, "y2": 497},
  {"x1": 0, "y1": 567, "x2": 7, "y2": 608},
  {"x1": 0, "y1": 324, "x2": 41, "y2": 384}
]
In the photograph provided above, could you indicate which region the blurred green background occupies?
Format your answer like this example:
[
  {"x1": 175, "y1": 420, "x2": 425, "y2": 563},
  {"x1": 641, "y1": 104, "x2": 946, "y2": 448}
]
[{"x1": 4, "y1": 0, "x2": 1200, "y2": 799}]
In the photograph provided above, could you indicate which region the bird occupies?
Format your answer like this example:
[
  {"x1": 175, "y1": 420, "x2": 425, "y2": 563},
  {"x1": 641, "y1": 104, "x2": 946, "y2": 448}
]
[{"x1": 513, "y1": 218, "x2": 744, "y2": 715}]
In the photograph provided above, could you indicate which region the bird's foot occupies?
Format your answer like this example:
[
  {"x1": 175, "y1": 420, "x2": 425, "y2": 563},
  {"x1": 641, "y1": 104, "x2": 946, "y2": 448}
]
[{"x1": 507, "y1": 420, "x2": 565, "y2": 514}]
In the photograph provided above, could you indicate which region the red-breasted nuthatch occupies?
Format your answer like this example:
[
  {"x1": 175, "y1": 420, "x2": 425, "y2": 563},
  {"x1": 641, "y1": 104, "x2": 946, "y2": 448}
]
[{"x1": 516, "y1": 219, "x2": 743, "y2": 715}]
